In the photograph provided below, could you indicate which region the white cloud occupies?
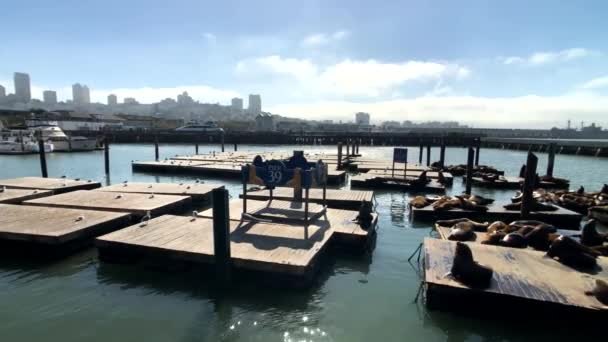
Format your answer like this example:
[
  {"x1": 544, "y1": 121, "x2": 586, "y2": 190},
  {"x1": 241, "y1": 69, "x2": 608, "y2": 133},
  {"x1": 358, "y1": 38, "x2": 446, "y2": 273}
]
[
  {"x1": 235, "y1": 56, "x2": 469, "y2": 97},
  {"x1": 301, "y1": 30, "x2": 350, "y2": 47},
  {"x1": 580, "y1": 75, "x2": 608, "y2": 90},
  {"x1": 501, "y1": 48, "x2": 594, "y2": 66},
  {"x1": 203, "y1": 32, "x2": 217, "y2": 44},
  {"x1": 267, "y1": 93, "x2": 608, "y2": 128}
]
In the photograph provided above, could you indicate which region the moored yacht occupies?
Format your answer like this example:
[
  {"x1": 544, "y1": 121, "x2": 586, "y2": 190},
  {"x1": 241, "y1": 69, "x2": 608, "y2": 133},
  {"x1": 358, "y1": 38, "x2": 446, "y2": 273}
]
[{"x1": 26, "y1": 120, "x2": 98, "y2": 151}]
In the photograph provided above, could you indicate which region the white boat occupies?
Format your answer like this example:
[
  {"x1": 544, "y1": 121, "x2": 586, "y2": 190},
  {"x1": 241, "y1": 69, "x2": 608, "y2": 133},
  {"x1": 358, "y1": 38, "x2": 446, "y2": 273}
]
[
  {"x1": 27, "y1": 120, "x2": 98, "y2": 152},
  {"x1": 0, "y1": 130, "x2": 54, "y2": 154},
  {"x1": 175, "y1": 121, "x2": 224, "y2": 133}
]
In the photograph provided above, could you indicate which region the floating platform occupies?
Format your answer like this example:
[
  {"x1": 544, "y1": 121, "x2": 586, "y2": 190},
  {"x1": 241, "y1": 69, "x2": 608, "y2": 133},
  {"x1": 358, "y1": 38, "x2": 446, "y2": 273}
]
[
  {"x1": 350, "y1": 174, "x2": 446, "y2": 193},
  {"x1": 411, "y1": 203, "x2": 583, "y2": 228},
  {"x1": 23, "y1": 190, "x2": 191, "y2": 219},
  {"x1": 132, "y1": 160, "x2": 346, "y2": 184},
  {"x1": 434, "y1": 225, "x2": 581, "y2": 247},
  {"x1": 424, "y1": 238, "x2": 608, "y2": 318},
  {"x1": 0, "y1": 204, "x2": 130, "y2": 255},
  {"x1": 367, "y1": 169, "x2": 453, "y2": 185},
  {"x1": 470, "y1": 176, "x2": 570, "y2": 190},
  {"x1": 0, "y1": 177, "x2": 101, "y2": 194},
  {"x1": 350, "y1": 161, "x2": 427, "y2": 173},
  {"x1": 0, "y1": 188, "x2": 53, "y2": 204},
  {"x1": 96, "y1": 207, "x2": 377, "y2": 286},
  {"x1": 94, "y1": 182, "x2": 223, "y2": 203},
  {"x1": 240, "y1": 187, "x2": 374, "y2": 210}
]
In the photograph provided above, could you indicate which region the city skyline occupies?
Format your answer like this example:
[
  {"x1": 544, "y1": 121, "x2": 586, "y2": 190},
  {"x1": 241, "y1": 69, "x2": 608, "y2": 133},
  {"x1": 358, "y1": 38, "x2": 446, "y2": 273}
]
[{"x1": 2, "y1": 1, "x2": 608, "y2": 128}]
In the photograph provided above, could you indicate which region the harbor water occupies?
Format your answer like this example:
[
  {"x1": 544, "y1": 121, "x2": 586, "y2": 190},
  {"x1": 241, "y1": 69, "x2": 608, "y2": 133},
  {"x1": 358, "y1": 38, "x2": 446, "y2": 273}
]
[{"x1": 0, "y1": 144, "x2": 606, "y2": 341}]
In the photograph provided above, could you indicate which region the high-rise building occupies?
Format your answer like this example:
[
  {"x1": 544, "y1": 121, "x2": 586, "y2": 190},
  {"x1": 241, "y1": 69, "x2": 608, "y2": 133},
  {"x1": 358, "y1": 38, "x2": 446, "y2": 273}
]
[
  {"x1": 231, "y1": 97, "x2": 243, "y2": 113},
  {"x1": 107, "y1": 94, "x2": 118, "y2": 106},
  {"x1": 124, "y1": 97, "x2": 139, "y2": 105},
  {"x1": 43, "y1": 90, "x2": 57, "y2": 105},
  {"x1": 248, "y1": 94, "x2": 261, "y2": 115},
  {"x1": 355, "y1": 112, "x2": 370, "y2": 125},
  {"x1": 72, "y1": 83, "x2": 91, "y2": 104},
  {"x1": 14, "y1": 72, "x2": 31, "y2": 103},
  {"x1": 0, "y1": 84, "x2": 5, "y2": 98}
]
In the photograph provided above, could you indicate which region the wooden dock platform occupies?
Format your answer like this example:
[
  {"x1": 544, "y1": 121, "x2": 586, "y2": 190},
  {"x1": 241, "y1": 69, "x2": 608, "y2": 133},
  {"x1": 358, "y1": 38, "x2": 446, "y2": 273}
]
[
  {"x1": 94, "y1": 182, "x2": 223, "y2": 202},
  {"x1": 23, "y1": 190, "x2": 191, "y2": 219},
  {"x1": 411, "y1": 202, "x2": 582, "y2": 228},
  {"x1": 424, "y1": 238, "x2": 608, "y2": 318},
  {"x1": 0, "y1": 188, "x2": 53, "y2": 204},
  {"x1": 240, "y1": 187, "x2": 374, "y2": 210},
  {"x1": 350, "y1": 160, "x2": 427, "y2": 172},
  {"x1": 0, "y1": 177, "x2": 101, "y2": 193},
  {"x1": 367, "y1": 169, "x2": 453, "y2": 184},
  {"x1": 350, "y1": 174, "x2": 446, "y2": 193},
  {"x1": 434, "y1": 225, "x2": 581, "y2": 247},
  {"x1": 0, "y1": 204, "x2": 130, "y2": 254},
  {"x1": 470, "y1": 176, "x2": 570, "y2": 190}
]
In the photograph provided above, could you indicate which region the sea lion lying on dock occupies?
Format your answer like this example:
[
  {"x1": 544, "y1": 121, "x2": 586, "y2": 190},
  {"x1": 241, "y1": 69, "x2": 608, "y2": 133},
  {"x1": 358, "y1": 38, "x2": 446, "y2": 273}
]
[
  {"x1": 461, "y1": 194, "x2": 495, "y2": 206},
  {"x1": 447, "y1": 223, "x2": 476, "y2": 241},
  {"x1": 481, "y1": 231, "x2": 506, "y2": 245},
  {"x1": 503, "y1": 200, "x2": 558, "y2": 212},
  {"x1": 449, "y1": 242, "x2": 493, "y2": 289},
  {"x1": 585, "y1": 279, "x2": 608, "y2": 306},
  {"x1": 409, "y1": 196, "x2": 429, "y2": 209},
  {"x1": 436, "y1": 218, "x2": 489, "y2": 232},
  {"x1": 546, "y1": 236, "x2": 599, "y2": 270},
  {"x1": 481, "y1": 220, "x2": 558, "y2": 250},
  {"x1": 580, "y1": 219, "x2": 608, "y2": 247},
  {"x1": 500, "y1": 232, "x2": 528, "y2": 248},
  {"x1": 539, "y1": 175, "x2": 570, "y2": 187}
]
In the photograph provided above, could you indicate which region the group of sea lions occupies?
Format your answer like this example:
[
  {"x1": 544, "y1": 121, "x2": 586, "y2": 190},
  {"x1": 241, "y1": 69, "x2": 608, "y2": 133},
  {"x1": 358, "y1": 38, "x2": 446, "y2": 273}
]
[
  {"x1": 509, "y1": 185, "x2": 608, "y2": 219},
  {"x1": 408, "y1": 194, "x2": 494, "y2": 211},
  {"x1": 430, "y1": 163, "x2": 502, "y2": 177},
  {"x1": 518, "y1": 164, "x2": 570, "y2": 188}
]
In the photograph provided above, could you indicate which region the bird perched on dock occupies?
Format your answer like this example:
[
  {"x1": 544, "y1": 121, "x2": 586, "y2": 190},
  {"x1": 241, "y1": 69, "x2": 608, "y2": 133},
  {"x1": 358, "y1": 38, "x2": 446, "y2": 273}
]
[
  {"x1": 61, "y1": 175, "x2": 66, "y2": 178},
  {"x1": 115, "y1": 194, "x2": 123, "y2": 199},
  {"x1": 0, "y1": 186, "x2": 5, "y2": 193},
  {"x1": 191, "y1": 211, "x2": 198, "y2": 221},
  {"x1": 123, "y1": 180, "x2": 128, "y2": 187},
  {"x1": 75, "y1": 215, "x2": 85, "y2": 222},
  {"x1": 140, "y1": 211, "x2": 152, "y2": 227},
  {"x1": 149, "y1": 193, "x2": 155, "y2": 199}
]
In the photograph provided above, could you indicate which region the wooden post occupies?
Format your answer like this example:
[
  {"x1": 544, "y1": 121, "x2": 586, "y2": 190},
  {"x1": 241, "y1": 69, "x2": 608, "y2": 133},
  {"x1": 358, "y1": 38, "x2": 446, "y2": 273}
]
[
  {"x1": 521, "y1": 153, "x2": 538, "y2": 218},
  {"x1": 37, "y1": 133, "x2": 48, "y2": 178},
  {"x1": 234, "y1": 143, "x2": 237, "y2": 151},
  {"x1": 195, "y1": 142, "x2": 199, "y2": 154},
  {"x1": 465, "y1": 147, "x2": 474, "y2": 195},
  {"x1": 212, "y1": 188, "x2": 231, "y2": 284},
  {"x1": 220, "y1": 132, "x2": 225, "y2": 152},
  {"x1": 104, "y1": 137, "x2": 110, "y2": 175},
  {"x1": 346, "y1": 139, "x2": 351, "y2": 157},
  {"x1": 154, "y1": 134, "x2": 159, "y2": 161},
  {"x1": 475, "y1": 139, "x2": 480, "y2": 166},
  {"x1": 439, "y1": 140, "x2": 446, "y2": 168},
  {"x1": 337, "y1": 142, "x2": 343, "y2": 170},
  {"x1": 419, "y1": 144, "x2": 423, "y2": 164},
  {"x1": 546, "y1": 143, "x2": 556, "y2": 177},
  {"x1": 426, "y1": 145, "x2": 431, "y2": 166}
]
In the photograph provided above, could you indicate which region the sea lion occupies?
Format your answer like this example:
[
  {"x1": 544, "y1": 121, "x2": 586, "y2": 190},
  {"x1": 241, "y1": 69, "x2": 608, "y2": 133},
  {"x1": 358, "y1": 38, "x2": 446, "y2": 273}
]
[
  {"x1": 436, "y1": 218, "x2": 489, "y2": 231},
  {"x1": 487, "y1": 221, "x2": 509, "y2": 234},
  {"x1": 356, "y1": 202, "x2": 374, "y2": 230},
  {"x1": 456, "y1": 196, "x2": 489, "y2": 212},
  {"x1": 576, "y1": 186, "x2": 585, "y2": 195},
  {"x1": 432, "y1": 197, "x2": 461, "y2": 211},
  {"x1": 525, "y1": 225, "x2": 555, "y2": 251},
  {"x1": 481, "y1": 231, "x2": 506, "y2": 245},
  {"x1": 500, "y1": 232, "x2": 528, "y2": 248},
  {"x1": 581, "y1": 219, "x2": 608, "y2": 246},
  {"x1": 447, "y1": 224, "x2": 476, "y2": 241},
  {"x1": 465, "y1": 194, "x2": 495, "y2": 206},
  {"x1": 591, "y1": 245, "x2": 608, "y2": 256},
  {"x1": 503, "y1": 201, "x2": 558, "y2": 212},
  {"x1": 449, "y1": 242, "x2": 493, "y2": 289},
  {"x1": 546, "y1": 236, "x2": 598, "y2": 270},
  {"x1": 585, "y1": 279, "x2": 608, "y2": 306},
  {"x1": 601, "y1": 184, "x2": 608, "y2": 195},
  {"x1": 409, "y1": 196, "x2": 428, "y2": 209},
  {"x1": 509, "y1": 220, "x2": 557, "y2": 233}
]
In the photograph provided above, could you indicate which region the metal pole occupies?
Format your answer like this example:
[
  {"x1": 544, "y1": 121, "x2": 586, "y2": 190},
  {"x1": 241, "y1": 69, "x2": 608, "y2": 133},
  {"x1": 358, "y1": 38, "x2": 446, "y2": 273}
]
[
  {"x1": 465, "y1": 147, "x2": 474, "y2": 195},
  {"x1": 234, "y1": 143, "x2": 237, "y2": 151},
  {"x1": 37, "y1": 133, "x2": 48, "y2": 178},
  {"x1": 521, "y1": 153, "x2": 538, "y2": 218},
  {"x1": 195, "y1": 142, "x2": 199, "y2": 154},
  {"x1": 546, "y1": 143, "x2": 556, "y2": 177},
  {"x1": 104, "y1": 136, "x2": 110, "y2": 175},
  {"x1": 418, "y1": 144, "x2": 423, "y2": 164},
  {"x1": 337, "y1": 142, "x2": 343, "y2": 170},
  {"x1": 242, "y1": 181, "x2": 247, "y2": 214},
  {"x1": 426, "y1": 145, "x2": 431, "y2": 166},
  {"x1": 221, "y1": 132, "x2": 225, "y2": 152},
  {"x1": 304, "y1": 187, "x2": 309, "y2": 225},
  {"x1": 439, "y1": 141, "x2": 446, "y2": 168},
  {"x1": 154, "y1": 134, "x2": 159, "y2": 161},
  {"x1": 212, "y1": 188, "x2": 231, "y2": 284},
  {"x1": 475, "y1": 139, "x2": 480, "y2": 166}
]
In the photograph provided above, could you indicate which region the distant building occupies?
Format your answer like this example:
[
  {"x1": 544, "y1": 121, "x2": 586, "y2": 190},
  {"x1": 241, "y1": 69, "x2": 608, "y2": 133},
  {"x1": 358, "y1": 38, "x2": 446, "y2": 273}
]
[
  {"x1": 72, "y1": 83, "x2": 90, "y2": 104},
  {"x1": 248, "y1": 94, "x2": 261, "y2": 115},
  {"x1": 355, "y1": 112, "x2": 370, "y2": 125},
  {"x1": 107, "y1": 94, "x2": 117, "y2": 106},
  {"x1": 14, "y1": 72, "x2": 31, "y2": 103},
  {"x1": 124, "y1": 97, "x2": 139, "y2": 105},
  {"x1": 0, "y1": 84, "x2": 5, "y2": 98},
  {"x1": 231, "y1": 97, "x2": 243, "y2": 113},
  {"x1": 255, "y1": 113, "x2": 274, "y2": 131},
  {"x1": 177, "y1": 91, "x2": 194, "y2": 105},
  {"x1": 43, "y1": 90, "x2": 57, "y2": 105}
]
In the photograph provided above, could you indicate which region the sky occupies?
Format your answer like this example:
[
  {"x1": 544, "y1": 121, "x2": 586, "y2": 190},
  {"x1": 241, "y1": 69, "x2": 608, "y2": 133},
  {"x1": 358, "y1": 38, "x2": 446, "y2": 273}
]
[{"x1": 1, "y1": 0, "x2": 608, "y2": 128}]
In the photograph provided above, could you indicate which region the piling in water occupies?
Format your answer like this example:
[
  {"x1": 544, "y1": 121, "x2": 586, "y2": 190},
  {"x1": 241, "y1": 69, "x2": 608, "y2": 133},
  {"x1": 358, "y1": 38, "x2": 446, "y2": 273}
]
[
  {"x1": 465, "y1": 147, "x2": 474, "y2": 195},
  {"x1": 521, "y1": 152, "x2": 538, "y2": 218},
  {"x1": 37, "y1": 134, "x2": 48, "y2": 178},
  {"x1": 212, "y1": 188, "x2": 231, "y2": 284},
  {"x1": 547, "y1": 143, "x2": 556, "y2": 177}
]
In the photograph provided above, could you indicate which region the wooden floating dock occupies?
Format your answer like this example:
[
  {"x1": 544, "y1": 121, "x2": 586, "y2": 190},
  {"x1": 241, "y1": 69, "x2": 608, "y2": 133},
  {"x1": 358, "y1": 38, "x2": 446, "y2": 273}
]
[
  {"x1": 0, "y1": 204, "x2": 131, "y2": 254},
  {"x1": 350, "y1": 174, "x2": 446, "y2": 193},
  {"x1": 367, "y1": 169, "x2": 453, "y2": 185},
  {"x1": 350, "y1": 161, "x2": 427, "y2": 173},
  {"x1": 424, "y1": 238, "x2": 608, "y2": 317},
  {"x1": 23, "y1": 190, "x2": 191, "y2": 219},
  {"x1": 0, "y1": 177, "x2": 101, "y2": 194},
  {"x1": 94, "y1": 182, "x2": 224, "y2": 202},
  {"x1": 411, "y1": 202, "x2": 582, "y2": 228},
  {"x1": 434, "y1": 225, "x2": 581, "y2": 247},
  {"x1": 240, "y1": 187, "x2": 374, "y2": 210},
  {"x1": 132, "y1": 160, "x2": 347, "y2": 184},
  {"x1": 0, "y1": 188, "x2": 53, "y2": 204},
  {"x1": 470, "y1": 176, "x2": 570, "y2": 190},
  {"x1": 96, "y1": 206, "x2": 377, "y2": 285}
]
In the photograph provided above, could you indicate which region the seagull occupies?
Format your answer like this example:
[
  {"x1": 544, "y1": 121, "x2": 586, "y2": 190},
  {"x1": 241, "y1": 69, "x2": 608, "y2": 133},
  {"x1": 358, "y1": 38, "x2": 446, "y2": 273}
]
[
  {"x1": 61, "y1": 175, "x2": 66, "y2": 178},
  {"x1": 147, "y1": 185, "x2": 153, "y2": 188},
  {"x1": 190, "y1": 210, "x2": 198, "y2": 221},
  {"x1": 115, "y1": 194, "x2": 123, "y2": 199},
  {"x1": 140, "y1": 211, "x2": 152, "y2": 227},
  {"x1": 75, "y1": 215, "x2": 85, "y2": 222},
  {"x1": 149, "y1": 193, "x2": 155, "y2": 199},
  {"x1": 0, "y1": 186, "x2": 5, "y2": 193}
]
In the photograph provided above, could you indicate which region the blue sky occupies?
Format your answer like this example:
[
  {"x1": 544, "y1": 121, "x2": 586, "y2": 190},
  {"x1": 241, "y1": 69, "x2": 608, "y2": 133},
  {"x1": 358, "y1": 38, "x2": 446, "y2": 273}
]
[{"x1": 2, "y1": 0, "x2": 608, "y2": 128}]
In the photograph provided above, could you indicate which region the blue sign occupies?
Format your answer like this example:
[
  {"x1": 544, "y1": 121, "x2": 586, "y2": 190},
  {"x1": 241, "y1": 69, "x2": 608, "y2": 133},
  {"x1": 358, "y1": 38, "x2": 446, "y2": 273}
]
[
  {"x1": 242, "y1": 154, "x2": 325, "y2": 189},
  {"x1": 393, "y1": 148, "x2": 408, "y2": 163}
]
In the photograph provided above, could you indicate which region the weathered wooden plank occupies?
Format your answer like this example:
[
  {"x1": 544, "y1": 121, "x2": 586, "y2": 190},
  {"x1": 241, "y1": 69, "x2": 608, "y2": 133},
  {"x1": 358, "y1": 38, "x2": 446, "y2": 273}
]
[
  {"x1": 424, "y1": 238, "x2": 608, "y2": 312},
  {"x1": 23, "y1": 190, "x2": 191, "y2": 218},
  {"x1": 0, "y1": 188, "x2": 53, "y2": 204},
  {"x1": 0, "y1": 177, "x2": 101, "y2": 193},
  {"x1": 240, "y1": 187, "x2": 373, "y2": 210},
  {"x1": 0, "y1": 204, "x2": 131, "y2": 244},
  {"x1": 94, "y1": 182, "x2": 223, "y2": 201}
]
